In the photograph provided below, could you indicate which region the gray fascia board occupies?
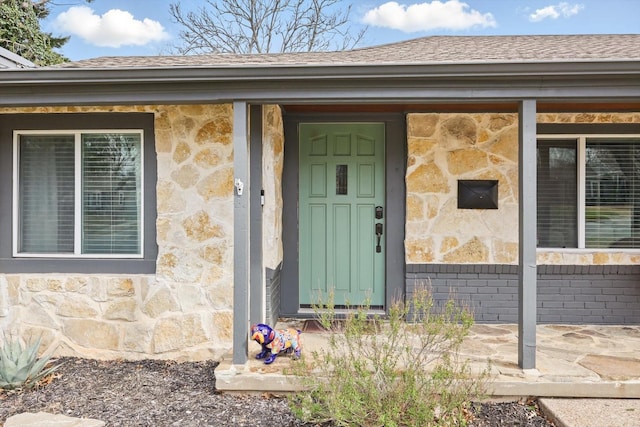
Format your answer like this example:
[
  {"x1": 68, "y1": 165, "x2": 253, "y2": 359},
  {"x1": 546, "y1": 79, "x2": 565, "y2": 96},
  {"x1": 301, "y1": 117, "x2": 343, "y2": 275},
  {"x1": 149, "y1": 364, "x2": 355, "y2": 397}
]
[
  {"x1": 1, "y1": 83, "x2": 639, "y2": 107},
  {"x1": 6, "y1": 59, "x2": 640, "y2": 81},
  {"x1": 0, "y1": 60, "x2": 639, "y2": 106}
]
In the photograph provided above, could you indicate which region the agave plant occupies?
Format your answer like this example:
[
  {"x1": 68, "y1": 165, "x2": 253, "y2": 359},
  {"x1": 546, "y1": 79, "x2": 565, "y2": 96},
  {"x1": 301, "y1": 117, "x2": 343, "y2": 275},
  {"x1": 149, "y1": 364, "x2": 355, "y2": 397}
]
[{"x1": 0, "y1": 336, "x2": 61, "y2": 390}]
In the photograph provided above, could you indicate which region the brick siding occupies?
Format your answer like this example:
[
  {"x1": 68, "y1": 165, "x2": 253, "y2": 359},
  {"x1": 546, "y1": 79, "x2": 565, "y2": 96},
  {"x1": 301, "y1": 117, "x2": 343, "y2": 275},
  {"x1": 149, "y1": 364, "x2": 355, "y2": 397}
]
[{"x1": 406, "y1": 264, "x2": 640, "y2": 324}]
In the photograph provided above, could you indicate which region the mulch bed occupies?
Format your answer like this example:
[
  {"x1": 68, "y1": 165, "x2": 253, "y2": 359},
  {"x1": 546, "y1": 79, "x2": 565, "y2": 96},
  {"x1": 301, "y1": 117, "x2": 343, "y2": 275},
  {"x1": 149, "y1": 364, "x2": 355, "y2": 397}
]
[{"x1": 0, "y1": 357, "x2": 553, "y2": 426}]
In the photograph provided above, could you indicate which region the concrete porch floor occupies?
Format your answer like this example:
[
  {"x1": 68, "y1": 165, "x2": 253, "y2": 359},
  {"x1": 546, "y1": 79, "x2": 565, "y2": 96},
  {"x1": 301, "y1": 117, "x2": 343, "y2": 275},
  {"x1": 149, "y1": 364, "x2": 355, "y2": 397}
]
[{"x1": 216, "y1": 323, "x2": 640, "y2": 398}]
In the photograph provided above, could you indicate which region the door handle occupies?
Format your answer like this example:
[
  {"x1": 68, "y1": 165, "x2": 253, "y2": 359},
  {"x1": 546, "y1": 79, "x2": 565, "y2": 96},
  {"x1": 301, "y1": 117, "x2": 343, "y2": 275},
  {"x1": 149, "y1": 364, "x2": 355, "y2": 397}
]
[{"x1": 375, "y1": 223, "x2": 383, "y2": 253}]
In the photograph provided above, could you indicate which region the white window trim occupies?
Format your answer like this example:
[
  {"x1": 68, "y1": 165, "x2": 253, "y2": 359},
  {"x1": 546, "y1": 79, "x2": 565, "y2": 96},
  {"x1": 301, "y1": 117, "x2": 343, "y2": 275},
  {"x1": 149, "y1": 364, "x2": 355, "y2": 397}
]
[
  {"x1": 12, "y1": 129, "x2": 145, "y2": 259},
  {"x1": 537, "y1": 133, "x2": 640, "y2": 252}
]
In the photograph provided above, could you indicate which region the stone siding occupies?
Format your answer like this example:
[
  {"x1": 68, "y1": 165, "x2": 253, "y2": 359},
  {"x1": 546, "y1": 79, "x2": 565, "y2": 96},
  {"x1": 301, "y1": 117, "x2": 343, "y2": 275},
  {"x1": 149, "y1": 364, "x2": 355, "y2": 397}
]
[
  {"x1": 262, "y1": 105, "x2": 284, "y2": 270},
  {"x1": 405, "y1": 112, "x2": 640, "y2": 266},
  {"x1": 0, "y1": 104, "x2": 236, "y2": 361},
  {"x1": 406, "y1": 264, "x2": 640, "y2": 324},
  {"x1": 261, "y1": 105, "x2": 284, "y2": 325}
]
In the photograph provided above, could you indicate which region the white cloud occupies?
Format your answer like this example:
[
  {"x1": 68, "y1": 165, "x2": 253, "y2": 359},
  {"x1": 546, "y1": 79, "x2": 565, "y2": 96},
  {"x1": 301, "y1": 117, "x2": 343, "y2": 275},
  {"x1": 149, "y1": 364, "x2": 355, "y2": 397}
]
[
  {"x1": 53, "y1": 6, "x2": 170, "y2": 48},
  {"x1": 362, "y1": 0, "x2": 496, "y2": 33},
  {"x1": 529, "y1": 2, "x2": 584, "y2": 22}
]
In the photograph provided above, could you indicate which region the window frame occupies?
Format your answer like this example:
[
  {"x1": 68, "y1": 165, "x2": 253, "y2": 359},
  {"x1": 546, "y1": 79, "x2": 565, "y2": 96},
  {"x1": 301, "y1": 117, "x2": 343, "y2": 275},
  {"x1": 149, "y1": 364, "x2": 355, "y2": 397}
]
[
  {"x1": 12, "y1": 129, "x2": 145, "y2": 259},
  {"x1": 0, "y1": 113, "x2": 157, "y2": 274},
  {"x1": 537, "y1": 132, "x2": 640, "y2": 252}
]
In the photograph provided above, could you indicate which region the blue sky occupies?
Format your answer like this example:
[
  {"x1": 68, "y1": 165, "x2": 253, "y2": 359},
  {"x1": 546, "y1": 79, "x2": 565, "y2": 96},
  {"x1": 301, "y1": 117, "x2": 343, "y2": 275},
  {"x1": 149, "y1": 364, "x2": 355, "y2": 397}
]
[{"x1": 43, "y1": 0, "x2": 640, "y2": 60}]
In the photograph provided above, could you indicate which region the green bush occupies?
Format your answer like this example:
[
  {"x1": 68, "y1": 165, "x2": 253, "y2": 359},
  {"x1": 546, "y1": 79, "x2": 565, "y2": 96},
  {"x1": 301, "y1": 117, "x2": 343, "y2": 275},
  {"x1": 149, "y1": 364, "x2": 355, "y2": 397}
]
[
  {"x1": 0, "y1": 334, "x2": 61, "y2": 391},
  {"x1": 290, "y1": 286, "x2": 488, "y2": 426}
]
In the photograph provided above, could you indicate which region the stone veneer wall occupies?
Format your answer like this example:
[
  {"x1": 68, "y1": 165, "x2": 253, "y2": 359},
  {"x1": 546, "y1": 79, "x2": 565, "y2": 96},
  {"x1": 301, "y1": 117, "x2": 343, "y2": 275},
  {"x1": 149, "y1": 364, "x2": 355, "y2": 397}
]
[
  {"x1": 262, "y1": 105, "x2": 284, "y2": 271},
  {"x1": 261, "y1": 106, "x2": 285, "y2": 324},
  {"x1": 0, "y1": 104, "x2": 238, "y2": 361},
  {"x1": 405, "y1": 112, "x2": 640, "y2": 266}
]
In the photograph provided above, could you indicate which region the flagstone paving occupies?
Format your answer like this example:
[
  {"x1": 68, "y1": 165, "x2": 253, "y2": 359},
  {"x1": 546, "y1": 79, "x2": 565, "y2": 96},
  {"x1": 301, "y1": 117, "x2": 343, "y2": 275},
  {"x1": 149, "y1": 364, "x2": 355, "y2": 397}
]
[
  {"x1": 459, "y1": 324, "x2": 640, "y2": 391},
  {"x1": 217, "y1": 323, "x2": 640, "y2": 398}
]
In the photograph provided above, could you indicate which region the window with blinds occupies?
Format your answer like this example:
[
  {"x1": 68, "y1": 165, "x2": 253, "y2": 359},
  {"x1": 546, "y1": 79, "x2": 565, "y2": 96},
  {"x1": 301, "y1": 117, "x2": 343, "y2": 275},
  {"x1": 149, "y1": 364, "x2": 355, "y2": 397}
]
[
  {"x1": 537, "y1": 135, "x2": 640, "y2": 250},
  {"x1": 82, "y1": 134, "x2": 142, "y2": 254},
  {"x1": 586, "y1": 139, "x2": 640, "y2": 249},
  {"x1": 18, "y1": 135, "x2": 75, "y2": 253},
  {"x1": 15, "y1": 131, "x2": 143, "y2": 257},
  {"x1": 537, "y1": 140, "x2": 577, "y2": 248}
]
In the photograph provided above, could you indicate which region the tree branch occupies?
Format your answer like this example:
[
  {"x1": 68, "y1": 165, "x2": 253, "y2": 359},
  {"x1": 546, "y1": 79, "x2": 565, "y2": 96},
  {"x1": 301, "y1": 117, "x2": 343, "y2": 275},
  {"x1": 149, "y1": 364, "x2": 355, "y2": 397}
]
[{"x1": 168, "y1": 0, "x2": 367, "y2": 54}]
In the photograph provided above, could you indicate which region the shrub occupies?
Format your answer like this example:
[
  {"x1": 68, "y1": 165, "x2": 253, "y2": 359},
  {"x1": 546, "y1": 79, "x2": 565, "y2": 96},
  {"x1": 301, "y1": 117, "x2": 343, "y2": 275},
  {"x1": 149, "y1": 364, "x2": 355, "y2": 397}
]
[
  {"x1": 290, "y1": 286, "x2": 488, "y2": 426},
  {"x1": 0, "y1": 334, "x2": 61, "y2": 391}
]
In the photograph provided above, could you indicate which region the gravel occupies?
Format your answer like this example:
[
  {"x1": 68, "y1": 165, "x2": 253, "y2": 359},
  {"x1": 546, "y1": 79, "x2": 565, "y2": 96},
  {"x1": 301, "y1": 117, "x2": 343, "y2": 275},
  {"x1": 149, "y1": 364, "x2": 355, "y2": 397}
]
[{"x1": 0, "y1": 357, "x2": 554, "y2": 426}]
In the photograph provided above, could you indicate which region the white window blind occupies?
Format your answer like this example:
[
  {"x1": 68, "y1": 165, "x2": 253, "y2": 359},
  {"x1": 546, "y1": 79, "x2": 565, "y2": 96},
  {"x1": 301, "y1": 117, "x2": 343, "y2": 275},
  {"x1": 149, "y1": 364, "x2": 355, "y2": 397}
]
[
  {"x1": 16, "y1": 131, "x2": 143, "y2": 257},
  {"x1": 585, "y1": 139, "x2": 640, "y2": 249},
  {"x1": 537, "y1": 139, "x2": 577, "y2": 248},
  {"x1": 18, "y1": 135, "x2": 75, "y2": 253},
  {"x1": 82, "y1": 134, "x2": 142, "y2": 254}
]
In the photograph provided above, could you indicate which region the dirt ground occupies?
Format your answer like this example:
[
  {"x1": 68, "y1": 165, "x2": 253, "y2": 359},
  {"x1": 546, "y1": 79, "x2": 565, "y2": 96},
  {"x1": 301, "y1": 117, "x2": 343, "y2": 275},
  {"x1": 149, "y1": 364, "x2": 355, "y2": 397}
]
[{"x1": 0, "y1": 357, "x2": 553, "y2": 426}]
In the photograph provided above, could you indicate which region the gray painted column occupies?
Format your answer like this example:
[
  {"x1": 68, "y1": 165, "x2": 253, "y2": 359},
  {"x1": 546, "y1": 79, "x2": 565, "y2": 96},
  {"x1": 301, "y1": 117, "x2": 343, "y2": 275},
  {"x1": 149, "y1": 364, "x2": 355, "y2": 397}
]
[
  {"x1": 249, "y1": 105, "x2": 264, "y2": 326},
  {"x1": 518, "y1": 99, "x2": 537, "y2": 369},
  {"x1": 233, "y1": 101, "x2": 250, "y2": 365}
]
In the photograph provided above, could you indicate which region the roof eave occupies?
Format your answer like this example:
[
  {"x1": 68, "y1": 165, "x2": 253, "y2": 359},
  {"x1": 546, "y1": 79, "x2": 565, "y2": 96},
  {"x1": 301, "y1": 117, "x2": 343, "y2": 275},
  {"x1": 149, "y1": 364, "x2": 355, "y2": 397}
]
[
  {"x1": 1, "y1": 60, "x2": 639, "y2": 107},
  {"x1": 13, "y1": 60, "x2": 640, "y2": 80}
]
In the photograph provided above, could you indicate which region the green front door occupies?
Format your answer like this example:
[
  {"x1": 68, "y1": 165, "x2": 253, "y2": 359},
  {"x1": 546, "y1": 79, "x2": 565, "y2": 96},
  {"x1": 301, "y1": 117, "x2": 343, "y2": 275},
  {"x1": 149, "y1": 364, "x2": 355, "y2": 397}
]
[{"x1": 299, "y1": 123, "x2": 385, "y2": 307}]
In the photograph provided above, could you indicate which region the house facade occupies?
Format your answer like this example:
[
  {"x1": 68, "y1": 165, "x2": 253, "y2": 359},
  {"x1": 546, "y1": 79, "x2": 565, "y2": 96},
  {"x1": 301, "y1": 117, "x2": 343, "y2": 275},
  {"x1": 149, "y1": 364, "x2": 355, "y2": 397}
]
[{"x1": 0, "y1": 35, "x2": 639, "y2": 368}]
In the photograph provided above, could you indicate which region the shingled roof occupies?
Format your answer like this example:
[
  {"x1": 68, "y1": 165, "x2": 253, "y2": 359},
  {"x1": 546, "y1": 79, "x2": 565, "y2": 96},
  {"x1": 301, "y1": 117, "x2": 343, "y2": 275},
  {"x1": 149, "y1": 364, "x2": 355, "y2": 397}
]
[{"x1": 56, "y1": 34, "x2": 640, "y2": 69}]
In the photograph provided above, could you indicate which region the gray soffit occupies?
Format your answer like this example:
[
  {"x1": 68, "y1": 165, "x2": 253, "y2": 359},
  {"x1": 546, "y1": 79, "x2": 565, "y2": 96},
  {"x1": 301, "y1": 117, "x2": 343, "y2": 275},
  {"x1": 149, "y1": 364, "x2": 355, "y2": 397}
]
[{"x1": 1, "y1": 35, "x2": 639, "y2": 106}]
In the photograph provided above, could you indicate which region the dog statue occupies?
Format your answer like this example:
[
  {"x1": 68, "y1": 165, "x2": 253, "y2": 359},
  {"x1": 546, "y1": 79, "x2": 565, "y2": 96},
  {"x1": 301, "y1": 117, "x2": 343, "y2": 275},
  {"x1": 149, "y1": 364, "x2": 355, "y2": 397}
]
[{"x1": 250, "y1": 323, "x2": 302, "y2": 364}]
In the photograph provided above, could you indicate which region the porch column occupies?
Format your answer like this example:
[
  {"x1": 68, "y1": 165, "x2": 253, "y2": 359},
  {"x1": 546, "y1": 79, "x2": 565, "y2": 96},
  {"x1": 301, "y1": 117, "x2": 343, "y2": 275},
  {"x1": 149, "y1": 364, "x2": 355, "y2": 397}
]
[
  {"x1": 518, "y1": 99, "x2": 537, "y2": 369},
  {"x1": 233, "y1": 101, "x2": 250, "y2": 365}
]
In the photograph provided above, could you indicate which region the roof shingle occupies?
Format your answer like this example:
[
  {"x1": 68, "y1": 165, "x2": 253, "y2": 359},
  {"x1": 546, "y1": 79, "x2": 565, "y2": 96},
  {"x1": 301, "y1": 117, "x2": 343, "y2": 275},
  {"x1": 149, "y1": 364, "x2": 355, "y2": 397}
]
[{"x1": 55, "y1": 34, "x2": 640, "y2": 69}]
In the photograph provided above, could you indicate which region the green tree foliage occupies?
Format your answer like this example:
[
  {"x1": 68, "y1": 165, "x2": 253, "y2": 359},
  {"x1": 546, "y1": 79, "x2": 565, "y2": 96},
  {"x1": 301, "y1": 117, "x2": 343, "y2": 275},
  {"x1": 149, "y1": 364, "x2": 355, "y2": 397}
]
[{"x1": 0, "y1": 0, "x2": 68, "y2": 65}]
